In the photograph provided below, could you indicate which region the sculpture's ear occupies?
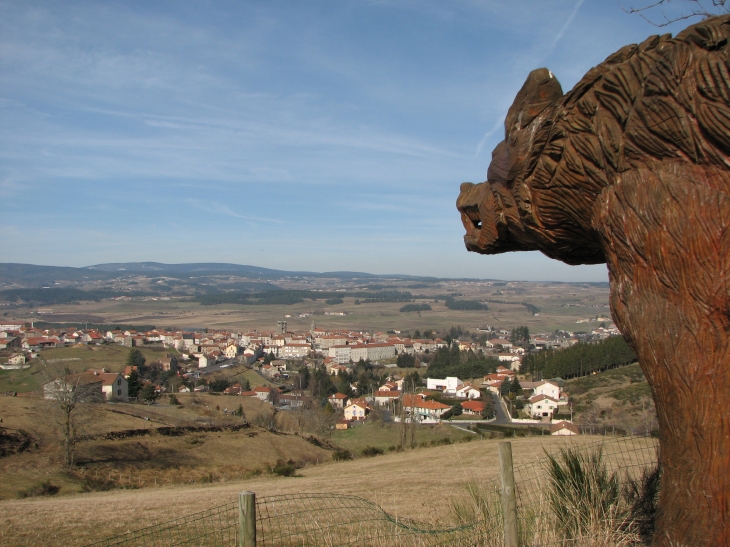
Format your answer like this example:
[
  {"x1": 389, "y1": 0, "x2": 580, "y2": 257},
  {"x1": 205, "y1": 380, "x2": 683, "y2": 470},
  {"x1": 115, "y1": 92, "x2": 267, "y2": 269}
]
[{"x1": 505, "y1": 68, "x2": 563, "y2": 133}]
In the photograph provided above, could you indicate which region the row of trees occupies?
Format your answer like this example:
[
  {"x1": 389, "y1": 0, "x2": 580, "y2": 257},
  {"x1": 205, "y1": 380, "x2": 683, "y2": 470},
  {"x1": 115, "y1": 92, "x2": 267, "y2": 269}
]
[
  {"x1": 426, "y1": 344, "x2": 501, "y2": 379},
  {"x1": 444, "y1": 298, "x2": 489, "y2": 311},
  {"x1": 520, "y1": 336, "x2": 636, "y2": 379},
  {"x1": 295, "y1": 359, "x2": 415, "y2": 400},
  {"x1": 400, "y1": 303, "x2": 432, "y2": 313}
]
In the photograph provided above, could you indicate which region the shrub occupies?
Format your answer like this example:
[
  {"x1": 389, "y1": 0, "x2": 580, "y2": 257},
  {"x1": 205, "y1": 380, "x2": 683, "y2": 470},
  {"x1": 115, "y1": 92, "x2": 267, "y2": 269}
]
[
  {"x1": 80, "y1": 476, "x2": 117, "y2": 492},
  {"x1": 332, "y1": 448, "x2": 353, "y2": 461},
  {"x1": 17, "y1": 480, "x2": 60, "y2": 498},
  {"x1": 361, "y1": 446, "x2": 384, "y2": 457},
  {"x1": 545, "y1": 446, "x2": 621, "y2": 539},
  {"x1": 271, "y1": 459, "x2": 297, "y2": 477},
  {"x1": 623, "y1": 463, "x2": 661, "y2": 544},
  {"x1": 168, "y1": 394, "x2": 180, "y2": 405}
]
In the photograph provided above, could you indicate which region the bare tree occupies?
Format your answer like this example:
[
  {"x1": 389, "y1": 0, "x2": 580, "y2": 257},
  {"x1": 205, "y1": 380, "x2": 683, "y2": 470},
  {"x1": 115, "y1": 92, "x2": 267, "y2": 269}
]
[
  {"x1": 623, "y1": 0, "x2": 728, "y2": 27},
  {"x1": 42, "y1": 363, "x2": 105, "y2": 466},
  {"x1": 307, "y1": 404, "x2": 335, "y2": 438},
  {"x1": 398, "y1": 381, "x2": 418, "y2": 450},
  {"x1": 292, "y1": 397, "x2": 311, "y2": 434}
]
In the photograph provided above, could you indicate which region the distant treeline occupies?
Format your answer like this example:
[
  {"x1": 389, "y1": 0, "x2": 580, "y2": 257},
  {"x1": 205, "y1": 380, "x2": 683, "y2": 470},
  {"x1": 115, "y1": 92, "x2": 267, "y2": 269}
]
[
  {"x1": 196, "y1": 289, "x2": 416, "y2": 306},
  {"x1": 483, "y1": 298, "x2": 540, "y2": 314},
  {"x1": 399, "y1": 303, "x2": 432, "y2": 313},
  {"x1": 30, "y1": 321, "x2": 158, "y2": 332},
  {"x1": 445, "y1": 299, "x2": 489, "y2": 311},
  {"x1": 413, "y1": 293, "x2": 463, "y2": 300},
  {"x1": 196, "y1": 290, "x2": 306, "y2": 306},
  {"x1": 0, "y1": 288, "x2": 158, "y2": 306},
  {"x1": 521, "y1": 336, "x2": 636, "y2": 379},
  {"x1": 426, "y1": 345, "x2": 500, "y2": 379}
]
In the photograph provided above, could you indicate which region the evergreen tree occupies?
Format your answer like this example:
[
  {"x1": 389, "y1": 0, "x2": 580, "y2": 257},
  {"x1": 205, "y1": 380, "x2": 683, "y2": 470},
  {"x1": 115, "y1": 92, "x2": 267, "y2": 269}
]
[
  {"x1": 140, "y1": 384, "x2": 159, "y2": 403},
  {"x1": 396, "y1": 353, "x2": 416, "y2": 368},
  {"x1": 126, "y1": 348, "x2": 146, "y2": 370},
  {"x1": 127, "y1": 369, "x2": 142, "y2": 398},
  {"x1": 521, "y1": 336, "x2": 636, "y2": 379},
  {"x1": 500, "y1": 377, "x2": 513, "y2": 396}
]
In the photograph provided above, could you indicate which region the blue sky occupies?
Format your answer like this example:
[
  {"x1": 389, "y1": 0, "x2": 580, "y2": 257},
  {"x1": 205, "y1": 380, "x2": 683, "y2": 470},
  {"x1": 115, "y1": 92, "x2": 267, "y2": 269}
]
[{"x1": 0, "y1": 1, "x2": 708, "y2": 281}]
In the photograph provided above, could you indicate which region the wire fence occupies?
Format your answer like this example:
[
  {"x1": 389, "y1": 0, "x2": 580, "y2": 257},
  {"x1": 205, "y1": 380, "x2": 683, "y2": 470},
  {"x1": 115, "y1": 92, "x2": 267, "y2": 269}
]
[
  {"x1": 86, "y1": 501, "x2": 239, "y2": 547},
  {"x1": 86, "y1": 434, "x2": 659, "y2": 547}
]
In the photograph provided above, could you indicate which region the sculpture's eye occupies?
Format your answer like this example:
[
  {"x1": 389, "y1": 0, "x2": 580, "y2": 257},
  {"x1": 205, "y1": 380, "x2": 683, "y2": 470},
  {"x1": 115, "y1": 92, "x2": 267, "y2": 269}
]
[{"x1": 465, "y1": 209, "x2": 482, "y2": 230}]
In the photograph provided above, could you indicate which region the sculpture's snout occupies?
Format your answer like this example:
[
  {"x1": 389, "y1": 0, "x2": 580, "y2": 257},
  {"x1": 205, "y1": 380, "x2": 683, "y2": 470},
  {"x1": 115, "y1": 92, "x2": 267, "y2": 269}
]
[{"x1": 457, "y1": 180, "x2": 535, "y2": 255}]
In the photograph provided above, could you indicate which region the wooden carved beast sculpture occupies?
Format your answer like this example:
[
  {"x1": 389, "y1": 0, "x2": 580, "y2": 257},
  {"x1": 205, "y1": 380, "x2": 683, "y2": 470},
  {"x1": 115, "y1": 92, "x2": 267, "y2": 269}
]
[{"x1": 457, "y1": 16, "x2": 730, "y2": 547}]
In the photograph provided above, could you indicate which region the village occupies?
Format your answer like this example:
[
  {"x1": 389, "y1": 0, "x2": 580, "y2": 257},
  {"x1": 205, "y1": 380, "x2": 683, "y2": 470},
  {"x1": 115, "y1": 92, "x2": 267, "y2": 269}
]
[{"x1": 0, "y1": 316, "x2": 623, "y2": 436}]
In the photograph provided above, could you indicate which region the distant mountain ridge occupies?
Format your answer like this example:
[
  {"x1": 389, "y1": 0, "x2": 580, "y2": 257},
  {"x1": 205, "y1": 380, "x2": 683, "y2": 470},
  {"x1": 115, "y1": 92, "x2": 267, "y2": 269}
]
[
  {"x1": 0, "y1": 262, "x2": 438, "y2": 288},
  {"x1": 84, "y1": 262, "x2": 382, "y2": 279}
]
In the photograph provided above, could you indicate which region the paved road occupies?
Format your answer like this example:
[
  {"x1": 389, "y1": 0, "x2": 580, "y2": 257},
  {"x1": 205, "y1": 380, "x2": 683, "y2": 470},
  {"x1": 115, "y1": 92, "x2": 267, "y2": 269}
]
[
  {"x1": 490, "y1": 392, "x2": 511, "y2": 424},
  {"x1": 198, "y1": 358, "x2": 236, "y2": 374}
]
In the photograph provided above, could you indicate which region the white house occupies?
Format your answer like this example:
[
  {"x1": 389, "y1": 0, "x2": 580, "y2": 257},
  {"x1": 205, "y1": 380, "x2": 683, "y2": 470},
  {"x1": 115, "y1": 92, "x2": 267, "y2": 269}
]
[
  {"x1": 95, "y1": 372, "x2": 128, "y2": 401},
  {"x1": 344, "y1": 400, "x2": 370, "y2": 421},
  {"x1": 224, "y1": 344, "x2": 240, "y2": 359},
  {"x1": 550, "y1": 420, "x2": 580, "y2": 435},
  {"x1": 526, "y1": 394, "x2": 559, "y2": 418},
  {"x1": 42, "y1": 371, "x2": 123, "y2": 402},
  {"x1": 373, "y1": 390, "x2": 400, "y2": 406},
  {"x1": 426, "y1": 376, "x2": 463, "y2": 395},
  {"x1": 254, "y1": 385, "x2": 273, "y2": 402},
  {"x1": 455, "y1": 384, "x2": 482, "y2": 399},
  {"x1": 327, "y1": 392, "x2": 349, "y2": 409},
  {"x1": 533, "y1": 381, "x2": 560, "y2": 400},
  {"x1": 198, "y1": 355, "x2": 215, "y2": 368},
  {"x1": 402, "y1": 394, "x2": 451, "y2": 420}
]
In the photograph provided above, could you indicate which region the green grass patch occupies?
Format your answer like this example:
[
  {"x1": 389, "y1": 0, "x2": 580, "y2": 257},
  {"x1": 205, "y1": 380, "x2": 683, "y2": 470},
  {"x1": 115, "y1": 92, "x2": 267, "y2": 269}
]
[
  {"x1": 331, "y1": 421, "x2": 471, "y2": 454},
  {"x1": 565, "y1": 363, "x2": 645, "y2": 396},
  {"x1": 610, "y1": 382, "x2": 652, "y2": 405}
]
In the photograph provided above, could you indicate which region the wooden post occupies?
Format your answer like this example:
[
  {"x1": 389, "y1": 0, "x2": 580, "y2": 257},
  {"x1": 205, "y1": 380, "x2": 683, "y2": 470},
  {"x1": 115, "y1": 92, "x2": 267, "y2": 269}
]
[
  {"x1": 239, "y1": 491, "x2": 256, "y2": 547},
  {"x1": 499, "y1": 442, "x2": 518, "y2": 547}
]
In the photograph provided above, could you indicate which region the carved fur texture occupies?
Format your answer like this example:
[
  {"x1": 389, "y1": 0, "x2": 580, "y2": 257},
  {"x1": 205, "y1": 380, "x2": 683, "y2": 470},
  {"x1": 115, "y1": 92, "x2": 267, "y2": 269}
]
[
  {"x1": 458, "y1": 16, "x2": 730, "y2": 265},
  {"x1": 457, "y1": 16, "x2": 730, "y2": 547}
]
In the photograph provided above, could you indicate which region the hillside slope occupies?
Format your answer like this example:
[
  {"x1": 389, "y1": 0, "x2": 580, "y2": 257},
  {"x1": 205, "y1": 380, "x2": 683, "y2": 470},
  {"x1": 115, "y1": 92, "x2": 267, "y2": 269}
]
[
  {"x1": 0, "y1": 434, "x2": 626, "y2": 547},
  {"x1": 566, "y1": 363, "x2": 656, "y2": 433}
]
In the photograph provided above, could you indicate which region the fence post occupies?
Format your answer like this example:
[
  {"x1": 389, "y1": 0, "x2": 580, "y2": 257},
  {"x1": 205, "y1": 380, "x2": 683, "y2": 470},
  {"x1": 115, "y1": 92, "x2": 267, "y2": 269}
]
[
  {"x1": 499, "y1": 442, "x2": 518, "y2": 547},
  {"x1": 239, "y1": 491, "x2": 256, "y2": 547}
]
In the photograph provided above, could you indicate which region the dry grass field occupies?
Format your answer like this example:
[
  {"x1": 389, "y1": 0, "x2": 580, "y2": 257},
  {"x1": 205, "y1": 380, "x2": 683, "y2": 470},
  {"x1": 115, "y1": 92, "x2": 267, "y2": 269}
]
[
  {"x1": 0, "y1": 344, "x2": 177, "y2": 393},
  {"x1": 0, "y1": 345, "x2": 272, "y2": 395},
  {"x1": 5, "y1": 280, "x2": 611, "y2": 335},
  {"x1": 0, "y1": 394, "x2": 320, "y2": 500},
  {"x1": 0, "y1": 434, "x2": 634, "y2": 547}
]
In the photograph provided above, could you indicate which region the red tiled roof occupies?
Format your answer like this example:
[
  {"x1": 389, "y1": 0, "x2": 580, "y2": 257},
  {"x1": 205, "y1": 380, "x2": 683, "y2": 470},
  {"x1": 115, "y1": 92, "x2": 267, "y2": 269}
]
[{"x1": 462, "y1": 400, "x2": 487, "y2": 412}]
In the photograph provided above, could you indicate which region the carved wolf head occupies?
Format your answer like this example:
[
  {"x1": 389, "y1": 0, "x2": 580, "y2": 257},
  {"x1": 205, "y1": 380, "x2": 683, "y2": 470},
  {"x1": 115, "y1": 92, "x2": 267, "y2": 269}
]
[{"x1": 457, "y1": 68, "x2": 564, "y2": 256}]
